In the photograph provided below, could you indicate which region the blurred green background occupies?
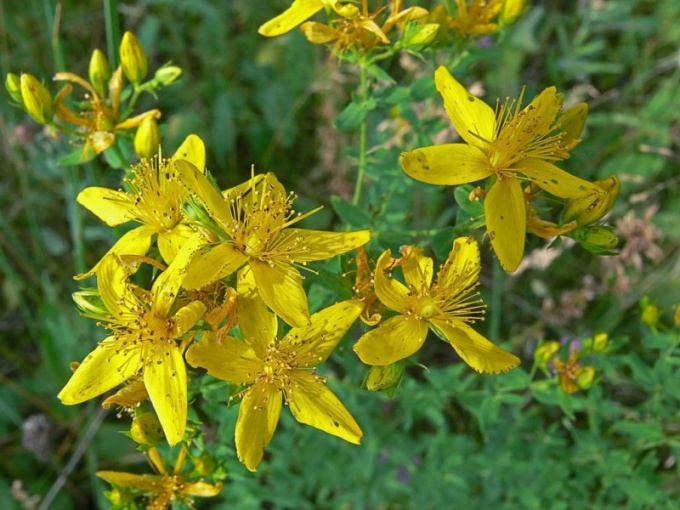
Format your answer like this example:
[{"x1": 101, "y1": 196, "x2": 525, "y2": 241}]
[{"x1": 2, "y1": 0, "x2": 680, "y2": 508}]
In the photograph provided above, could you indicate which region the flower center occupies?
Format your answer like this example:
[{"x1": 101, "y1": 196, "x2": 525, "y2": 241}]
[{"x1": 415, "y1": 296, "x2": 438, "y2": 319}]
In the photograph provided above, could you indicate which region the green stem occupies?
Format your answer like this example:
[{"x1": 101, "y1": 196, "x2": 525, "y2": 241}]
[
  {"x1": 104, "y1": 0, "x2": 120, "y2": 68},
  {"x1": 489, "y1": 257, "x2": 503, "y2": 343},
  {"x1": 352, "y1": 56, "x2": 369, "y2": 206}
]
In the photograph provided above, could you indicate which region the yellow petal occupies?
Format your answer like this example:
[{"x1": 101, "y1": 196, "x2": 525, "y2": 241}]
[
  {"x1": 235, "y1": 381, "x2": 282, "y2": 472},
  {"x1": 434, "y1": 66, "x2": 495, "y2": 149},
  {"x1": 300, "y1": 22, "x2": 339, "y2": 44},
  {"x1": 280, "y1": 300, "x2": 364, "y2": 366},
  {"x1": 143, "y1": 344, "x2": 187, "y2": 446},
  {"x1": 258, "y1": 0, "x2": 323, "y2": 37},
  {"x1": 157, "y1": 223, "x2": 195, "y2": 265},
  {"x1": 186, "y1": 332, "x2": 263, "y2": 384},
  {"x1": 556, "y1": 103, "x2": 588, "y2": 144},
  {"x1": 430, "y1": 321, "x2": 520, "y2": 374},
  {"x1": 74, "y1": 225, "x2": 155, "y2": 281},
  {"x1": 401, "y1": 246, "x2": 434, "y2": 290},
  {"x1": 109, "y1": 67, "x2": 123, "y2": 116},
  {"x1": 249, "y1": 259, "x2": 310, "y2": 327},
  {"x1": 58, "y1": 336, "x2": 142, "y2": 404},
  {"x1": 518, "y1": 158, "x2": 601, "y2": 199},
  {"x1": 353, "y1": 315, "x2": 428, "y2": 365},
  {"x1": 173, "y1": 159, "x2": 234, "y2": 228},
  {"x1": 152, "y1": 234, "x2": 205, "y2": 317},
  {"x1": 97, "y1": 471, "x2": 160, "y2": 491},
  {"x1": 357, "y1": 19, "x2": 390, "y2": 44},
  {"x1": 53, "y1": 71, "x2": 97, "y2": 98},
  {"x1": 114, "y1": 108, "x2": 161, "y2": 131},
  {"x1": 435, "y1": 236, "x2": 481, "y2": 294},
  {"x1": 373, "y1": 250, "x2": 411, "y2": 313},
  {"x1": 172, "y1": 300, "x2": 207, "y2": 337},
  {"x1": 400, "y1": 144, "x2": 492, "y2": 185},
  {"x1": 102, "y1": 378, "x2": 148, "y2": 409},
  {"x1": 77, "y1": 187, "x2": 136, "y2": 226},
  {"x1": 171, "y1": 134, "x2": 206, "y2": 172},
  {"x1": 280, "y1": 228, "x2": 371, "y2": 262},
  {"x1": 185, "y1": 480, "x2": 224, "y2": 498},
  {"x1": 287, "y1": 371, "x2": 362, "y2": 444},
  {"x1": 485, "y1": 176, "x2": 525, "y2": 272},
  {"x1": 96, "y1": 253, "x2": 139, "y2": 318},
  {"x1": 237, "y1": 266, "x2": 277, "y2": 356},
  {"x1": 181, "y1": 242, "x2": 247, "y2": 290}
]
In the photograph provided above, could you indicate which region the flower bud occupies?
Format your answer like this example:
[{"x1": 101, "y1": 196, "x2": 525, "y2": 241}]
[
  {"x1": 563, "y1": 175, "x2": 620, "y2": 227},
  {"x1": 587, "y1": 332, "x2": 608, "y2": 353},
  {"x1": 88, "y1": 49, "x2": 111, "y2": 97},
  {"x1": 576, "y1": 366, "x2": 596, "y2": 390},
  {"x1": 501, "y1": 0, "x2": 526, "y2": 25},
  {"x1": 534, "y1": 341, "x2": 560, "y2": 368},
  {"x1": 569, "y1": 225, "x2": 619, "y2": 254},
  {"x1": 120, "y1": 31, "x2": 148, "y2": 85},
  {"x1": 557, "y1": 103, "x2": 588, "y2": 144},
  {"x1": 6, "y1": 73, "x2": 23, "y2": 104},
  {"x1": 20, "y1": 74, "x2": 53, "y2": 124},
  {"x1": 130, "y1": 413, "x2": 164, "y2": 446},
  {"x1": 134, "y1": 116, "x2": 160, "y2": 159},
  {"x1": 364, "y1": 361, "x2": 405, "y2": 396},
  {"x1": 153, "y1": 63, "x2": 183, "y2": 87},
  {"x1": 403, "y1": 23, "x2": 439, "y2": 48},
  {"x1": 640, "y1": 297, "x2": 661, "y2": 329},
  {"x1": 193, "y1": 451, "x2": 218, "y2": 477}
]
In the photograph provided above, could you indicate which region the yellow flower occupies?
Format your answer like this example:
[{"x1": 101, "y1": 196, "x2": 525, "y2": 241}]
[
  {"x1": 259, "y1": 0, "x2": 359, "y2": 37},
  {"x1": 58, "y1": 237, "x2": 206, "y2": 446},
  {"x1": 75, "y1": 135, "x2": 206, "y2": 280},
  {"x1": 174, "y1": 161, "x2": 371, "y2": 327},
  {"x1": 353, "y1": 237, "x2": 519, "y2": 373},
  {"x1": 54, "y1": 66, "x2": 160, "y2": 156},
  {"x1": 450, "y1": 0, "x2": 504, "y2": 36},
  {"x1": 98, "y1": 446, "x2": 223, "y2": 510},
  {"x1": 186, "y1": 269, "x2": 364, "y2": 472},
  {"x1": 401, "y1": 66, "x2": 602, "y2": 272}
]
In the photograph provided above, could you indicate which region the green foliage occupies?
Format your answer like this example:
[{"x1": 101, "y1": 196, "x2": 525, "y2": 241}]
[{"x1": 2, "y1": 0, "x2": 680, "y2": 508}]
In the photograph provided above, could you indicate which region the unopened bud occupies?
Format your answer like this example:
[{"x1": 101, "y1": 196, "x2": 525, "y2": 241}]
[
  {"x1": 564, "y1": 175, "x2": 620, "y2": 226},
  {"x1": 20, "y1": 74, "x2": 53, "y2": 124},
  {"x1": 153, "y1": 63, "x2": 183, "y2": 87},
  {"x1": 134, "y1": 116, "x2": 160, "y2": 159},
  {"x1": 6, "y1": 73, "x2": 23, "y2": 104},
  {"x1": 576, "y1": 366, "x2": 596, "y2": 390},
  {"x1": 640, "y1": 297, "x2": 661, "y2": 329},
  {"x1": 501, "y1": 0, "x2": 526, "y2": 25},
  {"x1": 404, "y1": 23, "x2": 439, "y2": 48},
  {"x1": 89, "y1": 49, "x2": 111, "y2": 97},
  {"x1": 557, "y1": 103, "x2": 588, "y2": 144},
  {"x1": 569, "y1": 225, "x2": 619, "y2": 254},
  {"x1": 534, "y1": 341, "x2": 560, "y2": 368},
  {"x1": 120, "y1": 31, "x2": 148, "y2": 85},
  {"x1": 130, "y1": 413, "x2": 164, "y2": 446},
  {"x1": 364, "y1": 361, "x2": 405, "y2": 396},
  {"x1": 193, "y1": 451, "x2": 217, "y2": 477}
]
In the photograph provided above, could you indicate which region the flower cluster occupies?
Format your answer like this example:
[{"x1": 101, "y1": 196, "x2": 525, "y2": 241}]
[{"x1": 6, "y1": 31, "x2": 181, "y2": 167}]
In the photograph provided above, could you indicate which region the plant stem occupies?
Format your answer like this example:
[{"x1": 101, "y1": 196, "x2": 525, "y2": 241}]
[
  {"x1": 489, "y1": 257, "x2": 503, "y2": 343},
  {"x1": 104, "y1": 0, "x2": 120, "y2": 68},
  {"x1": 352, "y1": 56, "x2": 369, "y2": 206}
]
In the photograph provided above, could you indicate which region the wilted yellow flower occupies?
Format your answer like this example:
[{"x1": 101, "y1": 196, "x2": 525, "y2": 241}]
[
  {"x1": 450, "y1": 0, "x2": 504, "y2": 36},
  {"x1": 354, "y1": 237, "x2": 519, "y2": 373},
  {"x1": 259, "y1": 0, "x2": 359, "y2": 37},
  {"x1": 175, "y1": 162, "x2": 371, "y2": 327},
  {"x1": 134, "y1": 115, "x2": 161, "y2": 159},
  {"x1": 20, "y1": 74, "x2": 53, "y2": 124},
  {"x1": 186, "y1": 270, "x2": 364, "y2": 471},
  {"x1": 59, "y1": 239, "x2": 206, "y2": 446},
  {"x1": 401, "y1": 66, "x2": 602, "y2": 271},
  {"x1": 75, "y1": 134, "x2": 205, "y2": 279},
  {"x1": 120, "y1": 31, "x2": 148, "y2": 85},
  {"x1": 98, "y1": 446, "x2": 223, "y2": 510},
  {"x1": 553, "y1": 351, "x2": 594, "y2": 394}
]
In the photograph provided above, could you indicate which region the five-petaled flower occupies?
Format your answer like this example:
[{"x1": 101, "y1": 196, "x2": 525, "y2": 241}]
[
  {"x1": 58, "y1": 236, "x2": 206, "y2": 445},
  {"x1": 186, "y1": 268, "x2": 364, "y2": 471},
  {"x1": 354, "y1": 236, "x2": 519, "y2": 373},
  {"x1": 400, "y1": 66, "x2": 602, "y2": 272},
  {"x1": 75, "y1": 135, "x2": 206, "y2": 280},
  {"x1": 174, "y1": 161, "x2": 370, "y2": 327}
]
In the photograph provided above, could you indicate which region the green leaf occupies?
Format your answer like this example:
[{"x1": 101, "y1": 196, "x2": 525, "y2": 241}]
[
  {"x1": 366, "y1": 63, "x2": 395, "y2": 85},
  {"x1": 334, "y1": 97, "x2": 378, "y2": 132},
  {"x1": 330, "y1": 195, "x2": 372, "y2": 227},
  {"x1": 58, "y1": 145, "x2": 96, "y2": 166}
]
